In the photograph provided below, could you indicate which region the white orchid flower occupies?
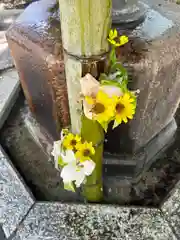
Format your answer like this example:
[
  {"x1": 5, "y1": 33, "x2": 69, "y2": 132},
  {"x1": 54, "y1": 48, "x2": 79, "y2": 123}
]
[
  {"x1": 61, "y1": 150, "x2": 77, "y2": 164},
  {"x1": 60, "y1": 158, "x2": 96, "y2": 189},
  {"x1": 75, "y1": 160, "x2": 95, "y2": 187},
  {"x1": 51, "y1": 140, "x2": 62, "y2": 169},
  {"x1": 61, "y1": 162, "x2": 77, "y2": 184},
  {"x1": 81, "y1": 160, "x2": 96, "y2": 176}
]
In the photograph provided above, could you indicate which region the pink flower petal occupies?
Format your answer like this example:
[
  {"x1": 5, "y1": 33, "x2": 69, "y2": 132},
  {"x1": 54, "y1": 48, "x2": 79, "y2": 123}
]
[{"x1": 80, "y1": 73, "x2": 100, "y2": 97}]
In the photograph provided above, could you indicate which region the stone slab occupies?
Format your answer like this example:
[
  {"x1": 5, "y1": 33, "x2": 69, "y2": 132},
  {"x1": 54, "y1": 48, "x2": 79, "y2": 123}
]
[
  {"x1": 0, "y1": 68, "x2": 20, "y2": 129},
  {"x1": 104, "y1": 118, "x2": 177, "y2": 181},
  {"x1": 12, "y1": 202, "x2": 177, "y2": 240},
  {"x1": 161, "y1": 180, "x2": 180, "y2": 239},
  {"x1": 165, "y1": 206, "x2": 180, "y2": 239},
  {"x1": 0, "y1": 145, "x2": 34, "y2": 238},
  {"x1": 161, "y1": 180, "x2": 180, "y2": 216}
]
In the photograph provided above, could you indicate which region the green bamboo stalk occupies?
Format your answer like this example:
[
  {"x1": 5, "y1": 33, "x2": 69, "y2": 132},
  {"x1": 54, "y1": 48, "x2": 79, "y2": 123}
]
[
  {"x1": 59, "y1": 0, "x2": 112, "y2": 202},
  {"x1": 81, "y1": 115, "x2": 104, "y2": 202}
]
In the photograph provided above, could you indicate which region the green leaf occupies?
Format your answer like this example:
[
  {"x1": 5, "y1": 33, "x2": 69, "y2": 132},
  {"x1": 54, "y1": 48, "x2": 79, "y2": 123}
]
[
  {"x1": 99, "y1": 73, "x2": 109, "y2": 82},
  {"x1": 108, "y1": 63, "x2": 129, "y2": 92},
  {"x1": 111, "y1": 63, "x2": 128, "y2": 81},
  {"x1": 64, "y1": 182, "x2": 75, "y2": 192},
  {"x1": 129, "y1": 92, "x2": 137, "y2": 107},
  {"x1": 109, "y1": 47, "x2": 116, "y2": 65},
  {"x1": 58, "y1": 156, "x2": 66, "y2": 167},
  {"x1": 101, "y1": 80, "x2": 122, "y2": 88}
]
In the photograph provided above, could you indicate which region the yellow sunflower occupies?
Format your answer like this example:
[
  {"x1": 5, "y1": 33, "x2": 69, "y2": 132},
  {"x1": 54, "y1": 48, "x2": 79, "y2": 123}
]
[
  {"x1": 107, "y1": 29, "x2": 129, "y2": 47},
  {"x1": 85, "y1": 90, "x2": 114, "y2": 130},
  {"x1": 119, "y1": 35, "x2": 129, "y2": 46},
  {"x1": 107, "y1": 29, "x2": 118, "y2": 46},
  {"x1": 75, "y1": 141, "x2": 95, "y2": 162},
  {"x1": 113, "y1": 92, "x2": 136, "y2": 128},
  {"x1": 63, "y1": 133, "x2": 81, "y2": 150}
]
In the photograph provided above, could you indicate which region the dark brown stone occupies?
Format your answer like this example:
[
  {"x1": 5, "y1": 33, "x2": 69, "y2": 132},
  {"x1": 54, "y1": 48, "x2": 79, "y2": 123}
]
[{"x1": 6, "y1": 0, "x2": 70, "y2": 140}]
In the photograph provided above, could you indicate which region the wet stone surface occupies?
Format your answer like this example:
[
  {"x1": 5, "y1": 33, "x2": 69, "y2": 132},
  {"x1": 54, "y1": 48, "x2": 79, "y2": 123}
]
[
  {"x1": 12, "y1": 203, "x2": 177, "y2": 240},
  {"x1": 1, "y1": 93, "x2": 180, "y2": 207}
]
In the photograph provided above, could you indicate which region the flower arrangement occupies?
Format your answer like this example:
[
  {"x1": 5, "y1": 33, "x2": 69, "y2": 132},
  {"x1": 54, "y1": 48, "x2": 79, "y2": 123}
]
[
  {"x1": 52, "y1": 130, "x2": 96, "y2": 191},
  {"x1": 51, "y1": 29, "x2": 138, "y2": 194}
]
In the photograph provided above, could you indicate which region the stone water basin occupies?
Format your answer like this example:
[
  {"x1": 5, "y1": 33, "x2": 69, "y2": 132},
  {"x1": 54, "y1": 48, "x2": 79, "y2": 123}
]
[{"x1": 1, "y1": 91, "x2": 180, "y2": 207}]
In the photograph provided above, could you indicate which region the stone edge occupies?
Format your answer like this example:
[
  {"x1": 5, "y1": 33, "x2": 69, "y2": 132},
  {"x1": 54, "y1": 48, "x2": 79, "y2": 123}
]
[
  {"x1": 0, "y1": 70, "x2": 20, "y2": 130},
  {"x1": 0, "y1": 145, "x2": 35, "y2": 238}
]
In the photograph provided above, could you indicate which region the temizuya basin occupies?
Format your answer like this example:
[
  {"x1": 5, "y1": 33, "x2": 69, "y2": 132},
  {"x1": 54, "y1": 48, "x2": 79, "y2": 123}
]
[{"x1": 3, "y1": 0, "x2": 180, "y2": 204}]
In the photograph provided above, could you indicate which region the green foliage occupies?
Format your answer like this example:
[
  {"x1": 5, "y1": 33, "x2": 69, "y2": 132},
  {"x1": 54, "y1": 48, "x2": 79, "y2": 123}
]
[
  {"x1": 64, "y1": 182, "x2": 75, "y2": 192},
  {"x1": 109, "y1": 47, "x2": 117, "y2": 65},
  {"x1": 99, "y1": 46, "x2": 129, "y2": 92},
  {"x1": 58, "y1": 156, "x2": 66, "y2": 167},
  {"x1": 99, "y1": 65, "x2": 128, "y2": 93}
]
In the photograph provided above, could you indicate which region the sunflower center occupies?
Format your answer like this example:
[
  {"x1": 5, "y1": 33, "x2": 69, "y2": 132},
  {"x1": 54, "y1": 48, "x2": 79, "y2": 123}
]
[
  {"x1": 114, "y1": 37, "x2": 119, "y2": 42},
  {"x1": 116, "y1": 103, "x2": 125, "y2": 113},
  {"x1": 70, "y1": 139, "x2": 77, "y2": 146},
  {"x1": 83, "y1": 149, "x2": 91, "y2": 157},
  {"x1": 92, "y1": 102, "x2": 105, "y2": 114}
]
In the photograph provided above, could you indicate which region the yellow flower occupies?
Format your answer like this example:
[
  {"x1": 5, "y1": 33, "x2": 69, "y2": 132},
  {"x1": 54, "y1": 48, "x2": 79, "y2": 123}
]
[
  {"x1": 113, "y1": 92, "x2": 136, "y2": 128},
  {"x1": 63, "y1": 133, "x2": 81, "y2": 150},
  {"x1": 85, "y1": 90, "x2": 114, "y2": 129},
  {"x1": 107, "y1": 29, "x2": 119, "y2": 46},
  {"x1": 75, "y1": 141, "x2": 95, "y2": 162},
  {"x1": 109, "y1": 29, "x2": 118, "y2": 40},
  {"x1": 119, "y1": 35, "x2": 129, "y2": 46},
  {"x1": 107, "y1": 29, "x2": 129, "y2": 47}
]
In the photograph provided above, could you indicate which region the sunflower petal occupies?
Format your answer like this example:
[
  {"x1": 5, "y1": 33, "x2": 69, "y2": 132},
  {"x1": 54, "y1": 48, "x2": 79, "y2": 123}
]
[
  {"x1": 129, "y1": 98, "x2": 135, "y2": 103},
  {"x1": 109, "y1": 29, "x2": 118, "y2": 39},
  {"x1": 85, "y1": 96, "x2": 94, "y2": 105},
  {"x1": 113, "y1": 120, "x2": 121, "y2": 129},
  {"x1": 108, "y1": 39, "x2": 117, "y2": 46},
  {"x1": 123, "y1": 117, "x2": 128, "y2": 123},
  {"x1": 115, "y1": 42, "x2": 121, "y2": 47},
  {"x1": 127, "y1": 115, "x2": 133, "y2": 119},
  {"x1": 103, "y1": 121, "x2": 109, "y2": 132},
  {"x1": 119, "y1": 35, "x2": 129, "y2": 46},
  {"x1": 123, "y1": 93, "x2": 130, "y2": 101}
]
